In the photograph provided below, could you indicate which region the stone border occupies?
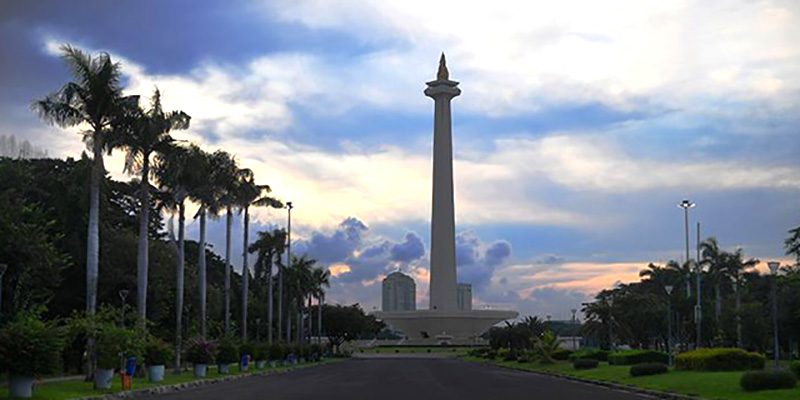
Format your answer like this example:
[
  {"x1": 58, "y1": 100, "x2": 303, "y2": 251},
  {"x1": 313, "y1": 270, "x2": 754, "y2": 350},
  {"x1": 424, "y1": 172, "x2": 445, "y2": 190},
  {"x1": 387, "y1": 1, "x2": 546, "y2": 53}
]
[
  {"x1": 475, "y1": 360, "x2": 707, "y2": 400},
  {"x1": 72, "y1": 360, "x2": 342, "y2": 399}
]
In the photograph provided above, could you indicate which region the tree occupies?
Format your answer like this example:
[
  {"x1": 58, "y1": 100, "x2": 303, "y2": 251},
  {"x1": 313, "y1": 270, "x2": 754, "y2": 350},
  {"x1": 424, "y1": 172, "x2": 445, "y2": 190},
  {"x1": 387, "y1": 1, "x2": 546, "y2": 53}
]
[
  {"x1": 724, "y1": 248, "x2": 758, "y2": 348},
  {"x1": 700, "y1": 237, "x2": 727, "y2": 330},
  {"x1": 111, "y1": 88, "x2": 190, "y2": 329},
  {"x1": 786, "y1": 223, "x2": 800, "y2": 264},
  {"x1": 321, "y1": 304, "x2": 384, "y2": 353},
  {"x1": 249, "y1": 229, "x2": 286, "y2": 344},
  {"x1": 32, "y1": 44, "x2": 133, "y2": 320},
  {"x1": 536, "y1": 330, "x2": 563, "y2": 364},
  {"x1": 233, "y1": 170, "x2": 281, "y2": 341},
  {"x1": 311, "y1": 267, "x2": 330, "y2": 343},
  {"x1": 212, "y1": 152, "x2": 239, "y2": 335}
]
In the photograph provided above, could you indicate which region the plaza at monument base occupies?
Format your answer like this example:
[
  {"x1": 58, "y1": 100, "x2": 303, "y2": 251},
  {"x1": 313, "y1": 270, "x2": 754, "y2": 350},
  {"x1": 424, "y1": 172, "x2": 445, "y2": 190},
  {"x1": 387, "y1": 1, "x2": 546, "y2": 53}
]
[{"x1": 375, "y1": 309, "x2": 518, "y2": 341}]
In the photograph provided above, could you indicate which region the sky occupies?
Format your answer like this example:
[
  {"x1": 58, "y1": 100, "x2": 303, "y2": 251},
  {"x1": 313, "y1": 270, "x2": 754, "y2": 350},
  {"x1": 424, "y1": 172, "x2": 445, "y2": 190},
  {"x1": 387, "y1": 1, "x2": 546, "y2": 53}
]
[{"x1": 1, "y1": 0, "x2": 798, "y2": 320}]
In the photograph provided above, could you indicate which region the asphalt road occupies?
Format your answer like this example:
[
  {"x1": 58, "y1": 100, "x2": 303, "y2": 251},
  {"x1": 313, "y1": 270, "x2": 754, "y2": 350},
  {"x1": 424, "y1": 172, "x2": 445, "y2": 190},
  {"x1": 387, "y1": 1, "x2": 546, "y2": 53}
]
[{"x1": 156, "y1": 358, "x2": 652, "y2": 400}]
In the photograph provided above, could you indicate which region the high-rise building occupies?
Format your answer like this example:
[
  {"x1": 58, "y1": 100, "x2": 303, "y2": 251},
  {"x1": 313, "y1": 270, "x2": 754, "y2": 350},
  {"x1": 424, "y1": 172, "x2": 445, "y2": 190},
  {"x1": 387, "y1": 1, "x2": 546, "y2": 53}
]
[
  {"x1": 382, "y1": 271, "x2": 416, "y2": 312},
  {"x1": 457, "y1": 283, "x2": 472, "y2": 311}
]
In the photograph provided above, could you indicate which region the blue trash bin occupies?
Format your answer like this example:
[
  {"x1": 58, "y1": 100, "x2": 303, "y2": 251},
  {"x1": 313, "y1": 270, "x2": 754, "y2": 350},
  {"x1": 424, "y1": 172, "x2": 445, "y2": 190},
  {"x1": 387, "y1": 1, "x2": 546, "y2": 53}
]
[{"x1": 126, "y1": 357, "x2": 137, "y2": 376}]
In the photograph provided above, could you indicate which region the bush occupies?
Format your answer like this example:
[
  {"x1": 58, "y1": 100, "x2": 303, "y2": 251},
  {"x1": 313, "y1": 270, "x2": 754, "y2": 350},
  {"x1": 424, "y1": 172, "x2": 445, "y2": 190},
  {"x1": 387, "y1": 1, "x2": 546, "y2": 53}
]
[
  {"x1": 517, "y1": 354, "x2": 531, "y2": 363},
  {"x1": 573, "y1": 358, "x2": 599, "y2": 370},
  {"x1": 790, "y1": 361, "x2": 800, "y2": 378},
  {"x1": 675, "y1": 348, "x2": 765, "y2": 371},
  {"x1": 0, "y1": 312, "x2": 64, "y2": 376},
  {"x1": 467, "y1": 348, "x2": 489, "y2": 357},
  {"x1": 240, "y1": 342, "x2": 257, "y2": 360},
  {"x1": 552, "y1": 348, "x2": 573, "y2": 361},
  {"x1": 569, "y1": 348, "x2": 609, "y2": 362},
  {"x1": 609, "y1": 350, "x2": 669, "y2": 365},
  {"x1": 740, "y1": 370, "x2": 797, "y2": 391},
  {"x1": 255, "y1": 343, "x2": 269, "y2": 361},
  {"x1": 630, "y1": 362, "x2": 669, "y2": 377},
  {"x1": 95, "y1": 323, "x2": 141, "y2": 369},
  {"x1": 216, "y1": 338, "x2": 240, "y2": 364},
  {"x1": 484, "y1": 350, "x2": 498, "y2": 360},
  {"x1": 144, "y1": 339, "x2": 174, "y2": 366},
  {"x1": 268, "y1": 343, "x2": 285, "y2": 361},
  {"x1": 185, "y1": 338, "x2": 215, "y2": 364}
]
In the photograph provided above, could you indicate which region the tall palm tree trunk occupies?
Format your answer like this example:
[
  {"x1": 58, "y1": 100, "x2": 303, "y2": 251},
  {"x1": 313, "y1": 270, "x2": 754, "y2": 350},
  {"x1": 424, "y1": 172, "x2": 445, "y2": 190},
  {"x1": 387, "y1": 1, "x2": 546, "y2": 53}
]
[
  {"x1": 318, "y1": 293, "x2": 323, "y2": 345},
  {"x1": 307, "y1": 296, "x2": 313, "y2": 342},
  {"x1": 85, "y1": 137, "x2": 103, "y2": 380},
  {"x1": 137, "y1": 158, "x2": 150, "y2": 330},
  {"x1": 267, "y1": 255, "x2": 273, "y2": 344},
  {"x1": 198, "y1": 208, "x2": 207, "y2": 337},
  {"x1": 286, "y1": 307, "x2": 291, "y2": 342},
  {"x1": 734, "y1": 282, "x2": 742, "y2": 348},
  {"x1": 224, "y1": 208, "x2": 232, "y2": 334},
  {"x1": 241, "y1": 206, "x2": 250, "y2": 341},
  {"x1": 278, "y1": 267, "x2": 283, "y2": 341},
  {"x1": 174, "y1": 201, "x2": 185, "y2": 374},
  {"x1": 297, "y1": 298, "x2": 302, "y2": 343},
  {"x1": 715, "y1": 282, "x2": 722, "y2": 326}
]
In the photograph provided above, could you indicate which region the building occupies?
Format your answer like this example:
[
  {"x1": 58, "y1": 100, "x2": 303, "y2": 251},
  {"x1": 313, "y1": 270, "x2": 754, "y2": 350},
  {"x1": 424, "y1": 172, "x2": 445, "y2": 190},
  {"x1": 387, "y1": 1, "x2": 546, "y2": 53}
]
[
  {"x1": 457, "y1": 283, "x2": 472, "y2": 311},
  {"x1": 382, "y1": 271, "x2": 416, "y2": 312}
]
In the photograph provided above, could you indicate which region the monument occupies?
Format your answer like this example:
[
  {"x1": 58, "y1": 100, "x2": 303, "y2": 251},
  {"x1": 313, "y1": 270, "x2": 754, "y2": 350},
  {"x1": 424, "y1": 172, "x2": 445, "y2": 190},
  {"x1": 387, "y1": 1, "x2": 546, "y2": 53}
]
[{"x1": 376, "y1": 55, "x2": 517, "y2": 340}]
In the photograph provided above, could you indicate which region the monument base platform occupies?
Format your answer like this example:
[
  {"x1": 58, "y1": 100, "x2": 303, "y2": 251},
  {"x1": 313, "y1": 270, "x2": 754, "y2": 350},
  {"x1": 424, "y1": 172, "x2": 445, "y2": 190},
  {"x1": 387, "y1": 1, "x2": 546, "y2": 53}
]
[{"x1": 374, "y1": 309, "x2": 518, "y2": 340}]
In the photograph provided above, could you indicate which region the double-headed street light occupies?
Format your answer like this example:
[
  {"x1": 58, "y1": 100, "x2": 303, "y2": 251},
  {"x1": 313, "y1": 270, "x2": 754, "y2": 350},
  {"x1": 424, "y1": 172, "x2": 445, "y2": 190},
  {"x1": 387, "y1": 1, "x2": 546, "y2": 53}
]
[
  {"x1": 665, "y1": 285, "x2": 674, "y2": 366},
  {"x1": 768, "y1": 261, "x2": 781, "y2": 370},
  {"x1": 678, "y1": 199, "x2": 702, "y2": 347}
]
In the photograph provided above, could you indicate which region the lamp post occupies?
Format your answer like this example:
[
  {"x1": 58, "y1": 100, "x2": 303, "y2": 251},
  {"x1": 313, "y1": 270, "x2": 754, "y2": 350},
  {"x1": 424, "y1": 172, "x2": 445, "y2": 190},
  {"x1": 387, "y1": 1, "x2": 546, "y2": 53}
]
[
  {"x1": 283, "y1": 201, "x2": 293, "y2": 342},
  {"x1": 119, "y1": 289, "x2": 130, "y2": 328},
  {"x1": 679, "y1": 199, "x2": 700, "y2": 347},
  {"x1": 0, "y1": 263, "x2": 7, "y2": 323},
  {"x1": 665, "y1": 285, "x2": 674, "y2": 366},
  {"x1": 768, "y1": 261, "x2": 780, "y2": 370},
  {"x1": 571, "y1": 309, "x2": 578, "y2": 351}
]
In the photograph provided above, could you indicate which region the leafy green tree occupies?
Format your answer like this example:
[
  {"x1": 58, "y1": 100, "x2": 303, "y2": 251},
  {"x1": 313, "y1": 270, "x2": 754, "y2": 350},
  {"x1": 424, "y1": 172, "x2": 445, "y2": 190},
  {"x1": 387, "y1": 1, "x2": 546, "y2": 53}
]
[
  {"x1": 249, "y1": 229, "x2": 286, "y2": 344},
  {"x1": 321, "y1": 304, "x2": 384, "y2": 352},
  {"x1": 110, "y1": 87, "x2": 190, "y2": 329}
]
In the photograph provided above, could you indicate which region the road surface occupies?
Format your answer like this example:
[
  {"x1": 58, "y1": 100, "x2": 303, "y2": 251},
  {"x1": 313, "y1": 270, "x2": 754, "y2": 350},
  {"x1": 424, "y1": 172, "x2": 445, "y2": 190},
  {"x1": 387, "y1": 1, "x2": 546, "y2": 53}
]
[{"x1": 156, "y1": 358, "x2": 651, "y2": 400}]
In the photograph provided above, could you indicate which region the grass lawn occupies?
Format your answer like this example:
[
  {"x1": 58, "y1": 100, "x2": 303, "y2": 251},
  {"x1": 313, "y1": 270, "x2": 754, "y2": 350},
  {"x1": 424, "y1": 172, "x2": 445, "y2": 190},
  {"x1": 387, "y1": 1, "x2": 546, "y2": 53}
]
[
  {"x1": 0, "y1": 359, "x2": 343, "y2": 400},
  {"x1": 464, "y1": 357, "x2": 800, "y2": 400},
  {"x1": 364, "y1": 346, "x2": 470, "y2": 355}
]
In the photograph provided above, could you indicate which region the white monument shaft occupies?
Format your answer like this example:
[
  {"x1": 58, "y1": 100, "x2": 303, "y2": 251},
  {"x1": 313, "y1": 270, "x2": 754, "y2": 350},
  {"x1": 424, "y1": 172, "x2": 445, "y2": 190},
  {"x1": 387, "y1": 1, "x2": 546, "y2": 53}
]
[{"x1": 425, "y1": 55, "x2": 460, "y2": 312}]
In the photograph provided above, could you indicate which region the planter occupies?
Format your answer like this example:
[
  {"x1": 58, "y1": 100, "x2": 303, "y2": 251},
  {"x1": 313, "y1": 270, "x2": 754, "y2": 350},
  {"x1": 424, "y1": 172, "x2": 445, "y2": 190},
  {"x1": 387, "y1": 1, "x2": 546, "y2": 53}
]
[
  {"x1": 194, "y1": 364, "x2": 207, "y2": 377},
  {"x1": 95, "y1": 368, "x2": 114, "y2": 389},
  {"x1": 9, "y1": 376, "x2": 35, "y2": 398},
  {"x1": 218, "y1": 364, "x2": 230, "y2": 374},
  {"x1": 268, "y1": 360, "x2": 277, "y2": 368},
  {"x1": 299, "y1": 357, "x2": 306, "y2": 363},
  {"x1": 239, "y1": 364, "x2": 248, "y2": 373},
  {"x1": 256, "y1": 360, "x2": 266, "y2": 369},
  {"x1": 148, "y1": 365, "x2": 165, "y2": 382}
]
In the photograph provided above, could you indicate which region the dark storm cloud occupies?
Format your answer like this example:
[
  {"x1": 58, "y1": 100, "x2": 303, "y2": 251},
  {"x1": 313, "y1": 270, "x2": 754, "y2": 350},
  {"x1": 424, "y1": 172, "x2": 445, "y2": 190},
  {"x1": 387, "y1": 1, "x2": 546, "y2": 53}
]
[
  {"x1": 296, "y1": 216, "x2": 367, "y2": 263},
  {"x1": 456, "y1": 231, "x2": 512, "y2": 292},
  {"x1": 390, "y1": 232, "x2": 425, "y2": 262}
]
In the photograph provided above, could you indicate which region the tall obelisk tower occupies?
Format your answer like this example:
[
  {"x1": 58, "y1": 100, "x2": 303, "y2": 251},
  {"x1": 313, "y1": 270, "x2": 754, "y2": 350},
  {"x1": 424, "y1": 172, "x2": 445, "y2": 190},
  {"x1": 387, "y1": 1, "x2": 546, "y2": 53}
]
[{"x1": 425, "y1": 54, "x2": 460, "y2": 311}]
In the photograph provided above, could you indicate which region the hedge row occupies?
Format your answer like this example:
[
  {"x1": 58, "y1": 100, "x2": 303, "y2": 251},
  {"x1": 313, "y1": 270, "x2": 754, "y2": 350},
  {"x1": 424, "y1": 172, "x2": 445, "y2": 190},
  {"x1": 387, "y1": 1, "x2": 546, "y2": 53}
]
[
  {"x1": 740, "y1": 370, "x2": 797, "y2": 392},
  {"x1": 573, "y1": 358, "x2": 599, "y2": 370},
  {"x1": 609, "y1": 350, "x2": 668, "y2": 366},
  {"x1": 569, "y1": 349, "x2": 609, "y2": 362},
  {"x1": 675, "y1": 348, "x2": 765, "y2": 371},
  {"x1": 629, "y1": 362, "x2": 668, "y2": 377}
]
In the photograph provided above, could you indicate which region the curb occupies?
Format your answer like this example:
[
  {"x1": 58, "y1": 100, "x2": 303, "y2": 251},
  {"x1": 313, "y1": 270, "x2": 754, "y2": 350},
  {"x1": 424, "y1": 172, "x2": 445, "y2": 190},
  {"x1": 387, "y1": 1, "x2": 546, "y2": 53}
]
[
  {"x1": 72, "y1": 360, "x2": 340, "y2": 399},
  {"x1": 478, "y1": 360, "x2": 707, "y2": 400}
]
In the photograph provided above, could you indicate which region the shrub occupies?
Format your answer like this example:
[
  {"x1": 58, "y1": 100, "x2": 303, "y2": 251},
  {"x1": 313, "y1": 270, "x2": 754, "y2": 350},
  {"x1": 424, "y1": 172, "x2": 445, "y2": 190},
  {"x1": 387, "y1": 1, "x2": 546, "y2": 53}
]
[
  {"x1": 0, "y1": 312, "x2": 64, "y2": 376},
  {"x1": 675, "y1": 348, "x2": 765, "y2": 371},
  {"x1": 630, "y1": 362, "x2": 669, "y2": 377},
  {"x1": 255, "y1": 343, "x2": 269, "y2": 361},
  {"x1": 144, "y1": 339, "x2": 174, "y2": 366},
  {"x1": 216, "y1": 338, "x2": 240, "y2": 364},
  {"x1": 185, "y1": 338, "x2": 215, "y2": 364},
  {"x1": 552, "y1": 348, "x2": 573, "y2": 361},
  {"x1": 467, "y1": 348, "x2": 489, "y2": 357},
  {"x1": 268, "y1": 343, "x2": 285, "y2": 361},
  {"x1": 240, "y1": 342, "x2": 257, "y2": 360},
  {"x1": 740, "y1": 370, "x2": 797, "y2": 391},
  {"x1": 609, "y1": 350, "x2": 669, "y2": 365},
  {"x1": 569, "y1": 348, "x2": 609, "y2": 362},
  {"x1": 484, "y1": 350, "x2": 498, "y2": 360},
  {"x1": 573, "y1": 358, "x2": 599, "y2": 370},
  {"x1": 95, "y1": 323, "x2": 141, "y2": 369},
  {"x1": 517, "y1": 354, "x2": 531, "y2": 363},
  {"x1": 790, "y1": 361, "x2": 800, "y2": 378}
]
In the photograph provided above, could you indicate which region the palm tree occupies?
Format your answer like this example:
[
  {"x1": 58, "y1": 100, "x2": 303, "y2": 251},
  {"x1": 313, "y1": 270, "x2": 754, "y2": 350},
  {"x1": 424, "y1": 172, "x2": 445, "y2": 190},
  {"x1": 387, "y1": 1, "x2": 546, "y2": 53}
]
[
  {"x1": 725, "y1": 248, "x2": 758, "y2": 348},
  {"x1": 249, "y1": 229, "x2": 286, "y2": 344},
  {"x1": 285, "y1": 255, "x2": 314, "y2": 342},
  {"x1": 111, "y1": 88, "x2": 190, "y2": 329},
  {"x1": 155, "y1": 143, "x2": 196, "y2": 373},
  {"x1": 235, "y1": 171, "x2": 282, "y2": 341},
  {"x1": 212, "y1": 152, "x2": 240, "y2": 335},
  {"x1": 311, "y1": 267, "x2": 330, "y2": 343},
  {"x1": 186, "y1": 146, "x2": 226, "y2": 337},
  {"x1": 700, "y1": 237, "x2": 726, "y2": 329},
  {"x1": 33, "y1": 45, "x2": 133, "y2": 319}
]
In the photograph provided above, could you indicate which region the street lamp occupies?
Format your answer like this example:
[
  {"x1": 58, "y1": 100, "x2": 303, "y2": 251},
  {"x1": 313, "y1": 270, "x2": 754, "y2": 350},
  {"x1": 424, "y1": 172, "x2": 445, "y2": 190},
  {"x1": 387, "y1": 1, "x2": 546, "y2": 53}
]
[
  {"x1": 665, "y1": 285, "x2": 674, "y2": 366},
  {"x1": 0, "y1": 263, "x2": 7, "y2": 323},
  {"x1": 768, "y1": 261, "x2": 780, "y2": 370},
  {"x1": 283, "y1": 201, "x2": 293, "y2": 342},
  {"x1": 678, "y1": 199, "x2": 700, "y2": 347},
  {"x1": 119, "y1": 289, "x2": 130, "y2": 328}
]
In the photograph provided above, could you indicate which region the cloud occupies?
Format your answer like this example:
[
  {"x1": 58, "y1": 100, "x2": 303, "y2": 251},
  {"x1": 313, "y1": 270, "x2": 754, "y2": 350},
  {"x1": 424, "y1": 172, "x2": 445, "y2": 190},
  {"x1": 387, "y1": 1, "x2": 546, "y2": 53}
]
[
  {"x1": 456, "y1": 231, "x2": 512, "y2": 292},
  {"x1": 390, "y1": 232, "x2": 425, "y2": 262}
]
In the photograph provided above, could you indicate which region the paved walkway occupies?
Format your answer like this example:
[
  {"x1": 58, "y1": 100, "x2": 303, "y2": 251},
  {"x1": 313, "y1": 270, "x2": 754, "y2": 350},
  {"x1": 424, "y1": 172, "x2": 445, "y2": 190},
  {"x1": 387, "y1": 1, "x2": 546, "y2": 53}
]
[{"x1": 155, "y1": 358, "x2": 651, "y2": 400}]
